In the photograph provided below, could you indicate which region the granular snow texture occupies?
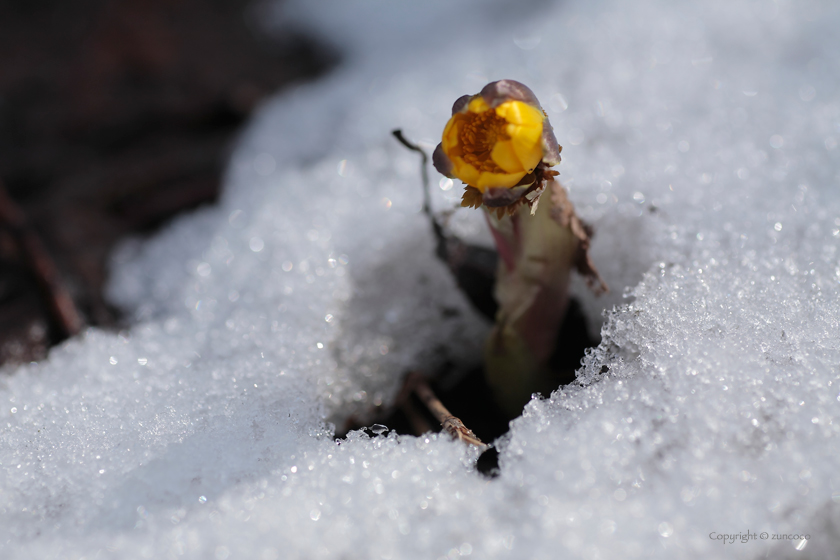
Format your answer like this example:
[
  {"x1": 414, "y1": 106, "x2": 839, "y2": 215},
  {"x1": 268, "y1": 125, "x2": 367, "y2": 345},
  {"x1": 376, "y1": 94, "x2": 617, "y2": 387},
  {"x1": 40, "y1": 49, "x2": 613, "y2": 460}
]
[{"x1": 2, "y1": 0, "x2": 840, "y2": 558}]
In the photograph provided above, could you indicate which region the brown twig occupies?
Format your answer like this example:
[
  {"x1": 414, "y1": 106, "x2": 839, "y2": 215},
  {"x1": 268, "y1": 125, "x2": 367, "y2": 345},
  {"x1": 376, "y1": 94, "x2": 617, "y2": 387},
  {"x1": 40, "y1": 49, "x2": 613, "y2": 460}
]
[
  {"x1": 391, "y1": 130, "x2": 449, "y2": 261},
  {"x1": 406, "y1": 372, "x2": 487, "y2": 449},
  {"x1": 391, "y1": 130, "x2": 430, "y2": 213},
  {"x1": 0, "y1": 180, "x2": 84, "y2": 339}
]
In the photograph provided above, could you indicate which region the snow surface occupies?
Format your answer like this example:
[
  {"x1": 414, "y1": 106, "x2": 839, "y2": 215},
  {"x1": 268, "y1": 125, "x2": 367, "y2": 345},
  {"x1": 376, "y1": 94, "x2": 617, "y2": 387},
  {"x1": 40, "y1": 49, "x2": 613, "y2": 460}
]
[{"x1": 3, "y1": 0, "x2": 840, "y2": 558}]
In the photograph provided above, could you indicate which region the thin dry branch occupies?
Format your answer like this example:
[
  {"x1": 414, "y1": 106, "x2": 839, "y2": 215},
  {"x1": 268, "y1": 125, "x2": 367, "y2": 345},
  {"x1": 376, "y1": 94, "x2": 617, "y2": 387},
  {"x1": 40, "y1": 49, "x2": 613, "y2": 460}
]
[
  {"x1": 0, "y1": 180, "x2": 84, "y2": 339},
  {"x1": 391, "y1": 129, "x2": 449, "y2": 260},
  {"x1": 406, "y1": 372, "x2": 487, "y2": 449}
]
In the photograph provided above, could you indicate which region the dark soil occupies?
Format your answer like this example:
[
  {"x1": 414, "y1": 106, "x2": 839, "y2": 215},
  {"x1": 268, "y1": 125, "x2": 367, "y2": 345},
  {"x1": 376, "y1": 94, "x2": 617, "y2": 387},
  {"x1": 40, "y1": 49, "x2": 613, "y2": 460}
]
[{"x1": 0, "y1": 0, "x2": 336, "y2": 364}]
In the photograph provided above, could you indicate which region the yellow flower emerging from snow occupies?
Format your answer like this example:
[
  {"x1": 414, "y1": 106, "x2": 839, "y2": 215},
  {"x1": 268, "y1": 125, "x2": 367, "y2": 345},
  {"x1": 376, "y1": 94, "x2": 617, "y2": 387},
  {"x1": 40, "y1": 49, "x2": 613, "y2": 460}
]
[{"x1": 433, "y1": 80, "x2": 561, "y2": 196}]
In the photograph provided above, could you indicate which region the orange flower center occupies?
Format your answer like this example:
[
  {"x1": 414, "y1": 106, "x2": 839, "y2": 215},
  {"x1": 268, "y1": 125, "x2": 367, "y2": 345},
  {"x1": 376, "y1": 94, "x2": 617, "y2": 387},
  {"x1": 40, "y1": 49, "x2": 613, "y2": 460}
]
[{"x1": 459, "y1": 110, "x2": 510, "y2": 173}]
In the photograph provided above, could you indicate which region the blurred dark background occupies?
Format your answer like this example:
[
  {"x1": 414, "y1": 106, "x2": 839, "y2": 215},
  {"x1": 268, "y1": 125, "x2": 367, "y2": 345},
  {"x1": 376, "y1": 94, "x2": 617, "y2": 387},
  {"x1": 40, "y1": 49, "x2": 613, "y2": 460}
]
[{"x1": 0, "y1": 0, "x2": 334, "y2": 364}]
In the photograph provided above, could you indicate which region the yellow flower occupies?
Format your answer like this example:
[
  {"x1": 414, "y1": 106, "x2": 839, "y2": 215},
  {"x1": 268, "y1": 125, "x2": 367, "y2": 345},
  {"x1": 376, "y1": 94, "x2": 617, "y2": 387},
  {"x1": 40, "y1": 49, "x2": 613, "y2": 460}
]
[{"x1": 433, "y1": 80, "x2": 561, "y2": 194}]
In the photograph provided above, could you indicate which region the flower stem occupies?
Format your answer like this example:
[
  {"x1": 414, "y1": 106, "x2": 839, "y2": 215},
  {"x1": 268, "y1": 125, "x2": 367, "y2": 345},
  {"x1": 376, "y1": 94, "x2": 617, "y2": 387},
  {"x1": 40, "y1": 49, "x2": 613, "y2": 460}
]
[{"x1": 483, "y1": 180, "x2": 605, "y2": 417}]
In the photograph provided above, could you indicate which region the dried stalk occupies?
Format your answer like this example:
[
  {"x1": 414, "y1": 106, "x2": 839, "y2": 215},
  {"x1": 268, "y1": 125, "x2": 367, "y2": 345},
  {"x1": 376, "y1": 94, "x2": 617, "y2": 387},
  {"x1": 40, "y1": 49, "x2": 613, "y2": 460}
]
[
  {"x1": 0, "y1": 179, "x2": 84, "y2": 339},
  {"x1": 391, "y1": 129, "x2": 448, "y2": 257},
  {"x1": 406, "y1": 373, "x2": 486, "y2": 449}
]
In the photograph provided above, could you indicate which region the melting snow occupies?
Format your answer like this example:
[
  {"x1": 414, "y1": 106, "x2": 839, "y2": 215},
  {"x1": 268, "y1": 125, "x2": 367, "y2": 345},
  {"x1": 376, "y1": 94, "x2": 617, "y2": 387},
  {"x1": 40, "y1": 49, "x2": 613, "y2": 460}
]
[{"x1": 2, "y1": 0, "x2": 840, "y2": 558}]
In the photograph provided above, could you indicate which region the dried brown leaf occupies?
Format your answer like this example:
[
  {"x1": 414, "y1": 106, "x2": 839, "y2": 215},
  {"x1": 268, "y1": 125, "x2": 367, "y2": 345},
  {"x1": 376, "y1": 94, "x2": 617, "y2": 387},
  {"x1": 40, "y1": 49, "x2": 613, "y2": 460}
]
[
  {"x1": 549, "y1": 181, "x2": 608, "y2": 295},
  {"x1": 460, "y1": 186, "x2": 483, "y2": 209}
]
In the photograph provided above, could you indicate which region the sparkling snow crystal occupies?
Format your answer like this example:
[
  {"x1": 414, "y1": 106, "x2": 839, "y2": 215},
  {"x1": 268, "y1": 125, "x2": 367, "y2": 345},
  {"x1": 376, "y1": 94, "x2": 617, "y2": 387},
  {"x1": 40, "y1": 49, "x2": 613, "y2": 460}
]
[{"x1": 2, "y1": 0, "x2": 840, "y2": 558}]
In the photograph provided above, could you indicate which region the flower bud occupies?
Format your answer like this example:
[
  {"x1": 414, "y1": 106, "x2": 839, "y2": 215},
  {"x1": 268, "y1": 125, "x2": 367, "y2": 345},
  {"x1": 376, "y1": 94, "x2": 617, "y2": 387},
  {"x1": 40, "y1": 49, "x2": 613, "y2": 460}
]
[{"x1": 433, "y1": 80, "x2": 561, "y2": 194}]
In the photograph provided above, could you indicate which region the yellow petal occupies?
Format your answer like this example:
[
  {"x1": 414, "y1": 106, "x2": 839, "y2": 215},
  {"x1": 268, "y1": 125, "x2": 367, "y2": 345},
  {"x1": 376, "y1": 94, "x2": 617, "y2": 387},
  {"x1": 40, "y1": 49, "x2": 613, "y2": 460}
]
[
  {"x1": 442, "y1": 116, "x2": 462, "y2": 153},
  {"x1": 508, "y1": 123, "x2": 543, "y2": 172},
  {"x1": 476, "y1": 170, "x2": 526, "y2": 191},
  {"x1": 468, "y1": 97, "x2": 490, "y2": 113},
  {"x1": 452, "y1": 158, "x2": 481, "y2": 187},
  {"x1": 494, "y1": 100, "x2": 544, "y2": 126},
  {"x1": 490, "y1": 140, "x2": 524, "y2": 173}
]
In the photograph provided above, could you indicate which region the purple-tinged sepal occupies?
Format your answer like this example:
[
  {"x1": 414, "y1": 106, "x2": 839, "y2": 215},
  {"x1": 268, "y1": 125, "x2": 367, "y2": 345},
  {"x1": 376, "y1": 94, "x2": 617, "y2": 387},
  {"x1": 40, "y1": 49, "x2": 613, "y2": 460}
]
[
  {"x1": 432, "y1": 143, "x2": 454, "y2": 178},
  {"x1": 451, "y1": 95, "x2": 471, "y2": 115},
  {"x1": 483, "y1": 187, "x2": 525, "y2": 208},
  {"x1": 541, "y1": 119, "x2": 562, "y2": 166},
  {"x1": 480, "y1": 79, "x2": 540, "y2": 109}
]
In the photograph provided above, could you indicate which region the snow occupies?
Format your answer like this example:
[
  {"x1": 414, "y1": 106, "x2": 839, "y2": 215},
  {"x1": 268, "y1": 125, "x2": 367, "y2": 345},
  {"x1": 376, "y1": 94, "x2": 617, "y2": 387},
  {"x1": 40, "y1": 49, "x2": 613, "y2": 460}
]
[{"x1": 3, "y1": 0, "x2": 840, "y2": 558}]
